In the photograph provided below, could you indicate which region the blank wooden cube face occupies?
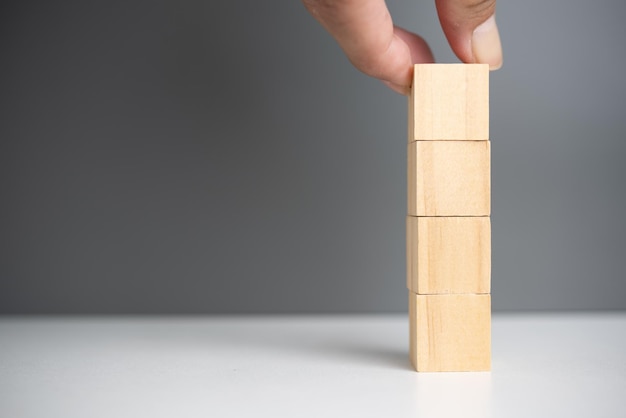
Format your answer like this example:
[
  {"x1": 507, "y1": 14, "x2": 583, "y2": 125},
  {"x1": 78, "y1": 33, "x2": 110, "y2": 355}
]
[
  {"x1": 408, "y1": 141, "x2": 490, "y2": 216},
  {"x1": 409, "y1": 293, "x2": 491, "y2": 372},
  {"x1": 409, "y1": 64, "x2": 489, "y2": 141},
  {"x1": 407, "y1": 216, "x2": 490, "y2": 295}
]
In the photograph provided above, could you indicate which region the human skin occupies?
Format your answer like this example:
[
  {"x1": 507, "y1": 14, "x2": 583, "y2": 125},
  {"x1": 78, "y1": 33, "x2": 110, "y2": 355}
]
[{"x1": 302, "y1": 0, "x2": 502, "y2": 94}]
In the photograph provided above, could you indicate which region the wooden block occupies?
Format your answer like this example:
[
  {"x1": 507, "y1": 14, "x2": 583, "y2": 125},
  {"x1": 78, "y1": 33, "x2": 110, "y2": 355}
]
[
  {"x1": 407, "y1": 140, "x2": 490, "y2": 216},
  {"x1": 409, "y1": 292, "x2": 491, "y2": 372},
  {"x1": 409, "y1": 64, "x2": 489, "y2": 141},
  {"x1": 407, "y1": 216, "x2": 490, "y2": 294}
]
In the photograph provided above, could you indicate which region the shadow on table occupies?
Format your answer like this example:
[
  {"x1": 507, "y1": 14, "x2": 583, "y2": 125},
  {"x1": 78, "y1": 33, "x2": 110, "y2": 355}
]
[
  {"x1": 123, "y1": 316, "x2": 414, "y2": 372},
  {"x1": 311, "y1": 341, "x2": 411, "y2": 371}
]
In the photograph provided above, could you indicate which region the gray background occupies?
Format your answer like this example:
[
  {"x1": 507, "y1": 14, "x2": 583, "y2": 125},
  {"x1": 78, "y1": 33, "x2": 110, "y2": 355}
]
[{"x1": 1, "y1": 0, "x2": 624, "y2": 314}]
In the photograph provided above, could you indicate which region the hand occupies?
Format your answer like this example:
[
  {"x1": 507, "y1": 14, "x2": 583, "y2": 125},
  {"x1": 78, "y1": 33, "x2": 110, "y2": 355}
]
[{"x1": 302, "y1": 0, "x2": 502, "y2": 95}]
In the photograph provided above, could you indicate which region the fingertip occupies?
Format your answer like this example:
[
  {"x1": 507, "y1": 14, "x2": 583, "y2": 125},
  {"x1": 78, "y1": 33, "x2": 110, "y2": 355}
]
[
  {"x1": 382, "y1": 80, "x2": 410, "y2": 95},
  {"x1": 387, "y1": 27, "x2": 434, "y2": 91},
  {"x1": 371, "y1": 28, "x2": 433, "y2": 93},
  {"x1": 471, "y1": 15, "x2": 503, "y2": 70},
  {"x1": 393, "y1": 27, "x2": 435, "y2": 65}
]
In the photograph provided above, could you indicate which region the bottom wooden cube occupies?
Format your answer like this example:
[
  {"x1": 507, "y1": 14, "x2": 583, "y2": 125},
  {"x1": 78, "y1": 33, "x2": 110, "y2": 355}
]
[{"x1": 409, "y1": 292, "x2": 491, "y2": 372}]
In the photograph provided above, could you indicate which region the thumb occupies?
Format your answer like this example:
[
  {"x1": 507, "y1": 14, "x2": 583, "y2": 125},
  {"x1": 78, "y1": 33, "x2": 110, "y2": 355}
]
[{"x1": 435, "y1": 0, "x2": 503, "y2": 69}]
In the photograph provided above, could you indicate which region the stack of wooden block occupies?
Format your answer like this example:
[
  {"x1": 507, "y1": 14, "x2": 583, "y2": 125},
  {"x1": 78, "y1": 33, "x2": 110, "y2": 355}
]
[{"x1": 407, "y1": 64, "x2": 491, "y2": 372}]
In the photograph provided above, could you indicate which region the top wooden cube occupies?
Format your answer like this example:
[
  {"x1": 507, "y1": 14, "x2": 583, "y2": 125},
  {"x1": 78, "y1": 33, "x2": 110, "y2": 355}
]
[{"x1": 409, "y1": 64, "x2": 489, "y2": 141}]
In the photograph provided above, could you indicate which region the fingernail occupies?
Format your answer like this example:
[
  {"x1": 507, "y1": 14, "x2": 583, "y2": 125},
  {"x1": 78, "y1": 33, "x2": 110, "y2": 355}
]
[
  {"x1": 472, "y1": 15, "x2": 503, "y2": 70},
  {"x1": 382, "y1": 80, "x2": 409, "y2": 95}
]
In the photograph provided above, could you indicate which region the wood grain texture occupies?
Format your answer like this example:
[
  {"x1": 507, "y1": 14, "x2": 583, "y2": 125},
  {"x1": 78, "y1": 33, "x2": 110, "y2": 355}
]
[
  {"x1": 409, "y1": 64, "x2": 489, "y2": 141},
  {"x1": 407, "y1": 140, "x2": 490, "y2": 216},
  {"x1": 409, "y1": 292, "x2": 491, "y2": 372},
  {"x1": 407, "y1": 216, "x2": 490, "y2": 294}
]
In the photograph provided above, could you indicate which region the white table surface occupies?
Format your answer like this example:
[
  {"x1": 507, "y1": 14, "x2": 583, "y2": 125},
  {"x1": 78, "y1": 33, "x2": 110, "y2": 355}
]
[{"x1": 1, "y1": 313, "x2": 625, "y2": 417}]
